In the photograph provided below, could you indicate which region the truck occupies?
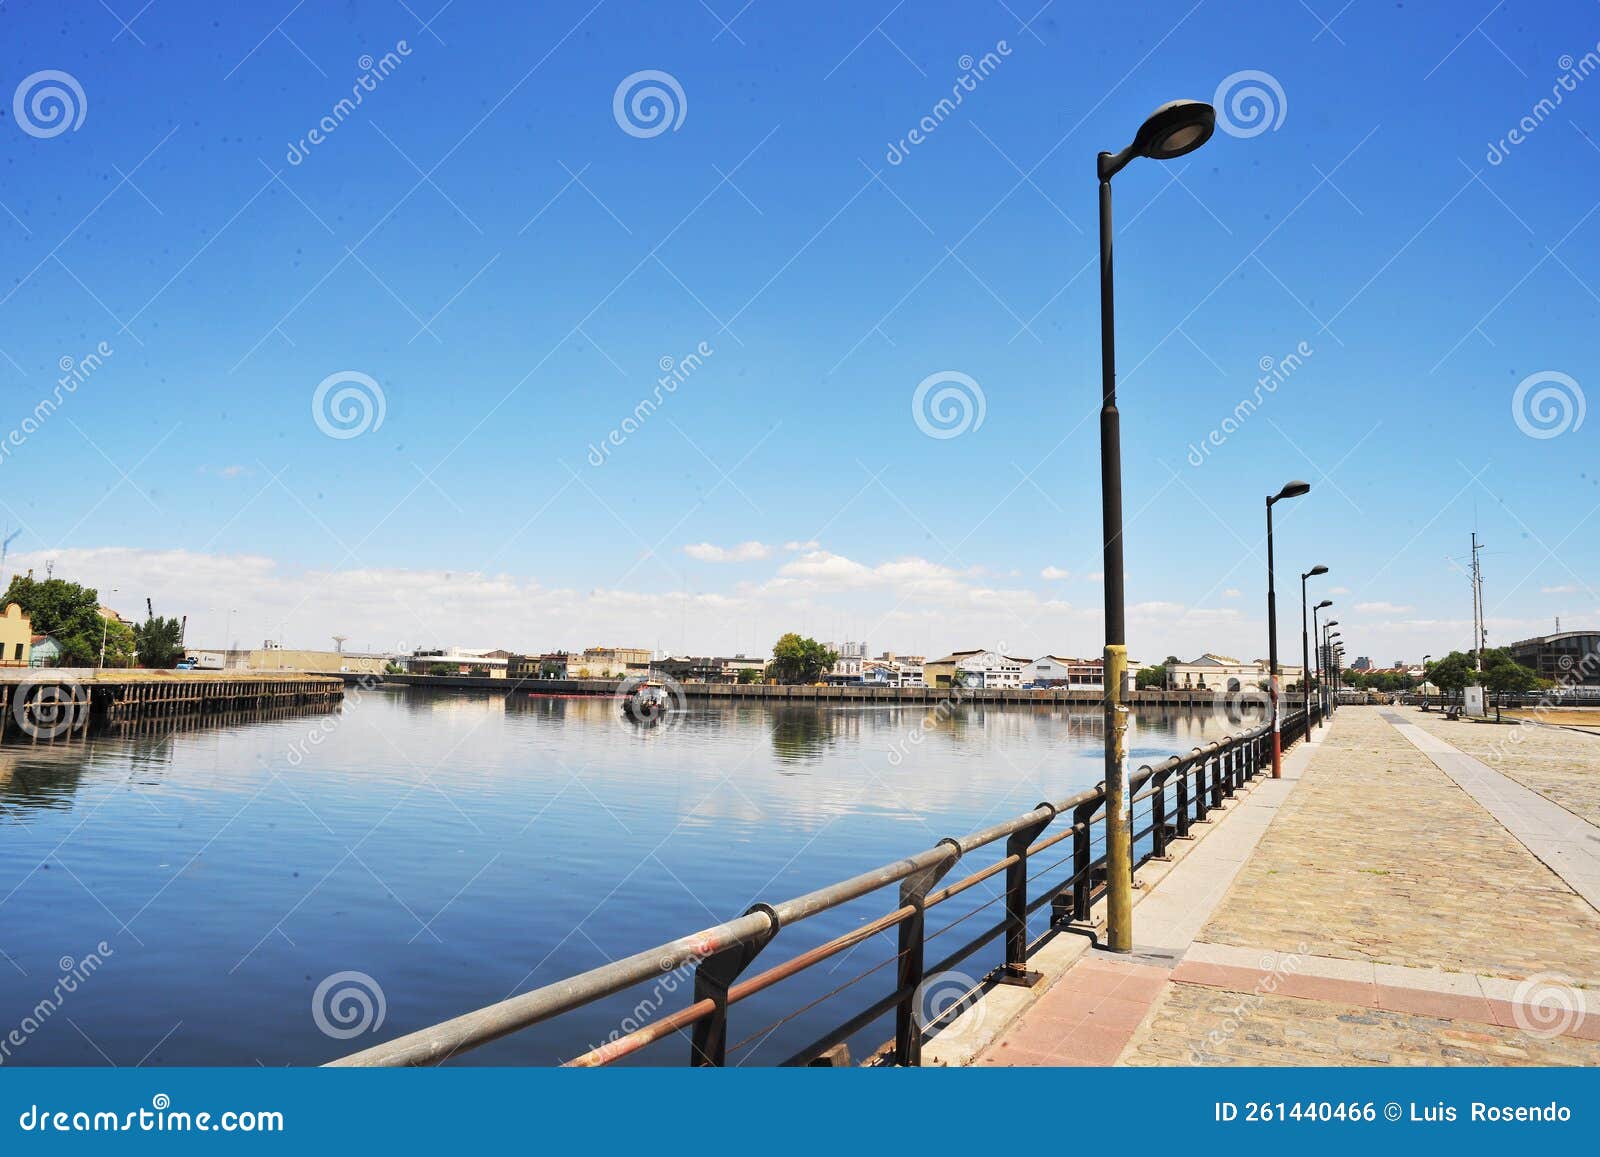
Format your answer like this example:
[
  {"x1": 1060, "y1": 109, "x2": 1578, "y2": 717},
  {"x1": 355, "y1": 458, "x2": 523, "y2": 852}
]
[{"x1": 181, "y1": 651, "x2": 226, "y2": 671}]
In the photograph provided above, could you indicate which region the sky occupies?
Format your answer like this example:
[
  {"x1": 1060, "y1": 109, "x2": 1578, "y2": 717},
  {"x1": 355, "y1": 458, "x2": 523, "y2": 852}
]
[{"x1": 0, "y1": 0, "x2": 1596, "y2": 666}]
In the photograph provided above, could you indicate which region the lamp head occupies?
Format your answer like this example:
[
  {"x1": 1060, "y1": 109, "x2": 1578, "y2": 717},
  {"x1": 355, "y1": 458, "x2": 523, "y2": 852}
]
[
  {"x1": 1271, "y1": 480, "x2": 1312, "y2": 503},
  {"x1": 1316, "y1": 599, "x2": 1333, "y2": 609},
  {"x1": 1100, "y1": 100, "x2": 1216, "y2": 179},
  {"x1": 1132, "y1": 100, "x2": 1216, "y2": 160},
  {"x1": 1306, "y1": 564, "x2": 1329, "y2": 578}
]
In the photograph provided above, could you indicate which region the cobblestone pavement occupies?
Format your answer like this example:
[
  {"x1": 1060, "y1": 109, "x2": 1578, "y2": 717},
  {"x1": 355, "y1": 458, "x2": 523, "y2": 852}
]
[
  {"x1": 1402, "y1": 707, "x2": 1600, "y2": 828},
  {"x1": 1123, "y1": 982, "x2": 1600, "y2": 1066},
  {"x1": 1198, "y1": 709, "x2": 1600, "y2": 981}
]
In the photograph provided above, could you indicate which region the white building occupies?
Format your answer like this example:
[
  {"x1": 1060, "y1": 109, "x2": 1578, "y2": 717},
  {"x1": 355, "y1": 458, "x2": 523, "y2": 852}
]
[
  {"x1": 1027, "y1": 655, "x2": 1106, "y2": 690},
  {"x1": 1167, "y1": 653, "x2": 1304, "y2": 692},
  {"x1": 924, "y1": 650, "x2": 1029, "y2": 689}
]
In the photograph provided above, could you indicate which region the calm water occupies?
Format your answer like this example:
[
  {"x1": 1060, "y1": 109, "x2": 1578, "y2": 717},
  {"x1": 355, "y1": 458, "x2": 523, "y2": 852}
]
[{"x1": 0, "y1": 689, "x2": 1259, "y2": 1067}]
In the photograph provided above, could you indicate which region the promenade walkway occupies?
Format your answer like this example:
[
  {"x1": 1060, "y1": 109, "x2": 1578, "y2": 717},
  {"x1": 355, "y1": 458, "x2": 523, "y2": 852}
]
[{"x1": 978, "y1": 706, "x2": 1600, "y2": 1066}]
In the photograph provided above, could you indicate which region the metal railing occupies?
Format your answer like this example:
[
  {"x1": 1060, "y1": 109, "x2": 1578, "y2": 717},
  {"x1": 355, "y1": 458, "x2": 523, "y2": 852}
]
[{"x1": 329, "y1": 707, "x2": 1318, "y2": 1068}]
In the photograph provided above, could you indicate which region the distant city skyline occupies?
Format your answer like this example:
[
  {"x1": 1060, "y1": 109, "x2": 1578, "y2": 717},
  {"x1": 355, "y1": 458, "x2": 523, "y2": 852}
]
[{"x1": 2, "y1": 3, "x2": 1594, "y2": 671}]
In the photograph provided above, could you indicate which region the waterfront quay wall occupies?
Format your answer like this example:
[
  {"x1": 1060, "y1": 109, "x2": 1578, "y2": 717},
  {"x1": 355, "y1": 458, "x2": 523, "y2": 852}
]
[
  {"x1": 384, "y1": 673, "x2": 1305, "y2": 709},
  {"x1": 0, "y1": 669, "x2": 344, "y2": 742}
]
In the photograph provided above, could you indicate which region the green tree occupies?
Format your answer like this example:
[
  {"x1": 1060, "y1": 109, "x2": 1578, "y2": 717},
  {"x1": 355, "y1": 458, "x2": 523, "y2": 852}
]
[
  {"x1": 134, "y1": 615, "x2": 186, "y2": 668},
  {"x1": 1136, "y1": 664, "x2": 1167, "y2": 690},
  {"x1": 1481, "y1": 652, "x2": 1543, "y2": 719},
  {"x1": 769, "y1": 633, "x2": 837, "y2": 684},
  {"x1": 1425, "y1": 652, "x2": 1475, "y2": 703},
  {"x1": 2, "y1": 573, "x2": 134, "y2": 666}
]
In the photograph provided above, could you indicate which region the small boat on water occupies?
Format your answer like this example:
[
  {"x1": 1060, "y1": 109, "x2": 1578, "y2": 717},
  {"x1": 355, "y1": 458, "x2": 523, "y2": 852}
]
[{"x1": 620, "y1": 680, "x2": 671, "y2": 725}]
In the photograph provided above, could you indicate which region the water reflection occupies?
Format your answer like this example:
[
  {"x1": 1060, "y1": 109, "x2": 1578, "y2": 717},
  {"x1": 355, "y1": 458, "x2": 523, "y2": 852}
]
[{"x1": 0, "y1": 689, "x2": 1266, "y2": 1066}]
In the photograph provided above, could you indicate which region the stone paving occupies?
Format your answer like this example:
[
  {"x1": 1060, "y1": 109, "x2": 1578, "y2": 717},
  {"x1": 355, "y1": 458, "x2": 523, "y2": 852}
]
[
  {"x1": 1123, "y1": 983, "x2": 1600, "y2": 1066},
  {"x1": 1403, "y1": 707, "x2": 1600, "y2": 828},
  {"x1": 1198, "y1": 709, "x2": 1600, "y2": 981},
  {"x1": 979, "y1": 707, "x2": 1600, "y2": 1068}
]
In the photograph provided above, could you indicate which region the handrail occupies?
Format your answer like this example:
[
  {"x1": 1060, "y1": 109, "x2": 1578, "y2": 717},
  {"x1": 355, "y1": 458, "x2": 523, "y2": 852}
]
[{"x1": 329, "y1": 708, "x2": 1316, "y2": 1068}]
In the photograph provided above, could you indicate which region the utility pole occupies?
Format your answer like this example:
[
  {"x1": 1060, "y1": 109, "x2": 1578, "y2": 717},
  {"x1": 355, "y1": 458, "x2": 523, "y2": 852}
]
[{"x1": 1469, "y1": 532, "x2": 1486, "y2": 672}]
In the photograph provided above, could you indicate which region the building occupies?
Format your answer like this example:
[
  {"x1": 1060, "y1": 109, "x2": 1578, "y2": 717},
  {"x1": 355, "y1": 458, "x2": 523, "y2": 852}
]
[
  {"x1": 1507, "y1": 631, "x2": 1600, "y2": 687},
  {"x1": 570, "y1": 647, "x2": 652, "y2": 679},
  {"x1": 0, "y1": 603, "x2": 32, "y2": 666},
  {"x1": 406, "y1": 648, "x2": 508, "y2": 677},
  {"x1": 1027, "y1": 655, "x2": 1105, "y2": 689},
  {"x1": 1167, "y1": 653, "x2": 1305, "y2": 692},
  {"x1": 922, "y1": 649, "x2": 1030, "y2": 690},
  {"x1": 826, "y1": 640, "x2": 869, "y2": 660},
  {"x1": 29, "y1": 635, "x2": 63, "y2": 667},
  {"x1": 246, "y1": 648, "x2": 392, "y2": 674},
  {"x1": 1351, "y1": 656, "x2": 1372, "y2": 671},
  {"x1": 855, "y1": 656, "x2": 923, "y2": 687}
]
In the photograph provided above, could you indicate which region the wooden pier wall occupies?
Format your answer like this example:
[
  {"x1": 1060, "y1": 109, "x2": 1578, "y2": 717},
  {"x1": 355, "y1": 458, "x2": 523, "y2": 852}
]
[{"x1": 0, "y1": 671, "x2": 343, "y2": 744}]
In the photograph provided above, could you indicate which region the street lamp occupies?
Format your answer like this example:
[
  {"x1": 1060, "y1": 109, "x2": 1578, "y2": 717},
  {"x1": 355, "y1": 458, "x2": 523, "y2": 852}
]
[
  {"x1": 1312, "y1": 599, "x2": 1333, "y2": 726},
  {"x1": 1420, "y1": 653, "x2": 1432, "y2": 709},
  {"x1": 1096, "y1": 98, "x2": 1217, "y2": 955},
  {"x1": 1300, "y1": 566, "x2": 1328, "y2": 729},
  {"x1": 1266, "y1": 481, "x2": 1310, "y2": 776},
  {"x1": 1327, "y1": 629, "x2": 1342, "y2": 710}
]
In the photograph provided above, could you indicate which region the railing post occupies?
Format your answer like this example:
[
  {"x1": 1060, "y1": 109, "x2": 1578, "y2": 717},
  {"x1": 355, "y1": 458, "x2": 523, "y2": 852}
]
[
  {"x1": 1000, "y1": 806, "x2": 1056, "y2": 986},
  {"x1": 1174, "y1": 763, "x2": 1191, "y2": 839},
  {"x1": 689, "y1": 904, "x2": 778, "y2": 1066},
  {"x1": 1070, "y1": 798, "x2": 1099, "y2": 921},
  {"x1": 894, "y1": 841, "x2": 961, "y2": 1067},
  {"x1": 1209, "y1": 753, "x2": 1223, "y2": 811},
  {"x1": 1223, "y1": 745, "x2": 1238, "y2": 797},
  {"x1": 1151, "y1": 767, "x2": 1172, "y2": 857},
  {"x1": 1191, "y1": 749, "x2": 1206, "y2": 825}
]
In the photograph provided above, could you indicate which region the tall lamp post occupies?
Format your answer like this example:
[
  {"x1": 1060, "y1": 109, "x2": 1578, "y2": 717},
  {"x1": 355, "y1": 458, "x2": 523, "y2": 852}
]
[
  {"x1": 1328, "y1": 630, "x2": 1342, "y2": 711},
  {"x1": 1312, "y1": 599, "x2": 1332, "y2": 726},
  {"x1": 1300, "y1": 565, "x2": 1328, "y2": 727},
  {"x1": 1266, "y1": 482, "x2": 1311, "y2": 777},
  {"x1": 1096, "y1": 99, "x2": 1217, "y2": 954}
]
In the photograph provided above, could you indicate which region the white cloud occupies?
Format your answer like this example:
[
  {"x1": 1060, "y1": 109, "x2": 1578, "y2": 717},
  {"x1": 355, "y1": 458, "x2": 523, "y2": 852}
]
[
  {"x1": 1222, "y1": 588, "x2": 1241, "y2": 598},
  {"x1": 782, "y1": 539, "x2": 819, "y2": 552},
  {"x1": 683, "y1": 541, "x2": 773, "y2": 563},
  {"x1": 1328, "y1": 586, "x2": 1350, "y2": 595},
  {"x1": 1541, "y1": 584, "x2": 1578, "y2": 594},
  {"x1": 1040, "y1": 566, "x2": 1072, "y2": 580}
]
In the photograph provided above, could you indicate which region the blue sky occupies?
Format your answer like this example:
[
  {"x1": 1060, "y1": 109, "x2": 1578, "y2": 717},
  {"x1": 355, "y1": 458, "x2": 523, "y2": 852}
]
[{"x1": 1, "y1": 0, "x2": 1595, "y2": 663}]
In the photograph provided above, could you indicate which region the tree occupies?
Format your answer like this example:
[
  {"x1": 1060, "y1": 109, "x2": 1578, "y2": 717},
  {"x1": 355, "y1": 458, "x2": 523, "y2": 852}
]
[
  {"x1": 2, "y1": 573, "x2": 134, "y2": 666},
  {"x1": 1481, "y1": 653, "x2": 1543, "y2": 720},
  {"x1": 1425, "y1": 652, "x2": 1475, "y2": 703},
  {"x1": 769, "y1": 633, "x2": 837, "y2": 684},
  {"x1": 1136, "y1": 665, "x2": 1167, "y2": 690},
  {"x1": 134, "y1": 615, "x2": 185, "y2": 668}
]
